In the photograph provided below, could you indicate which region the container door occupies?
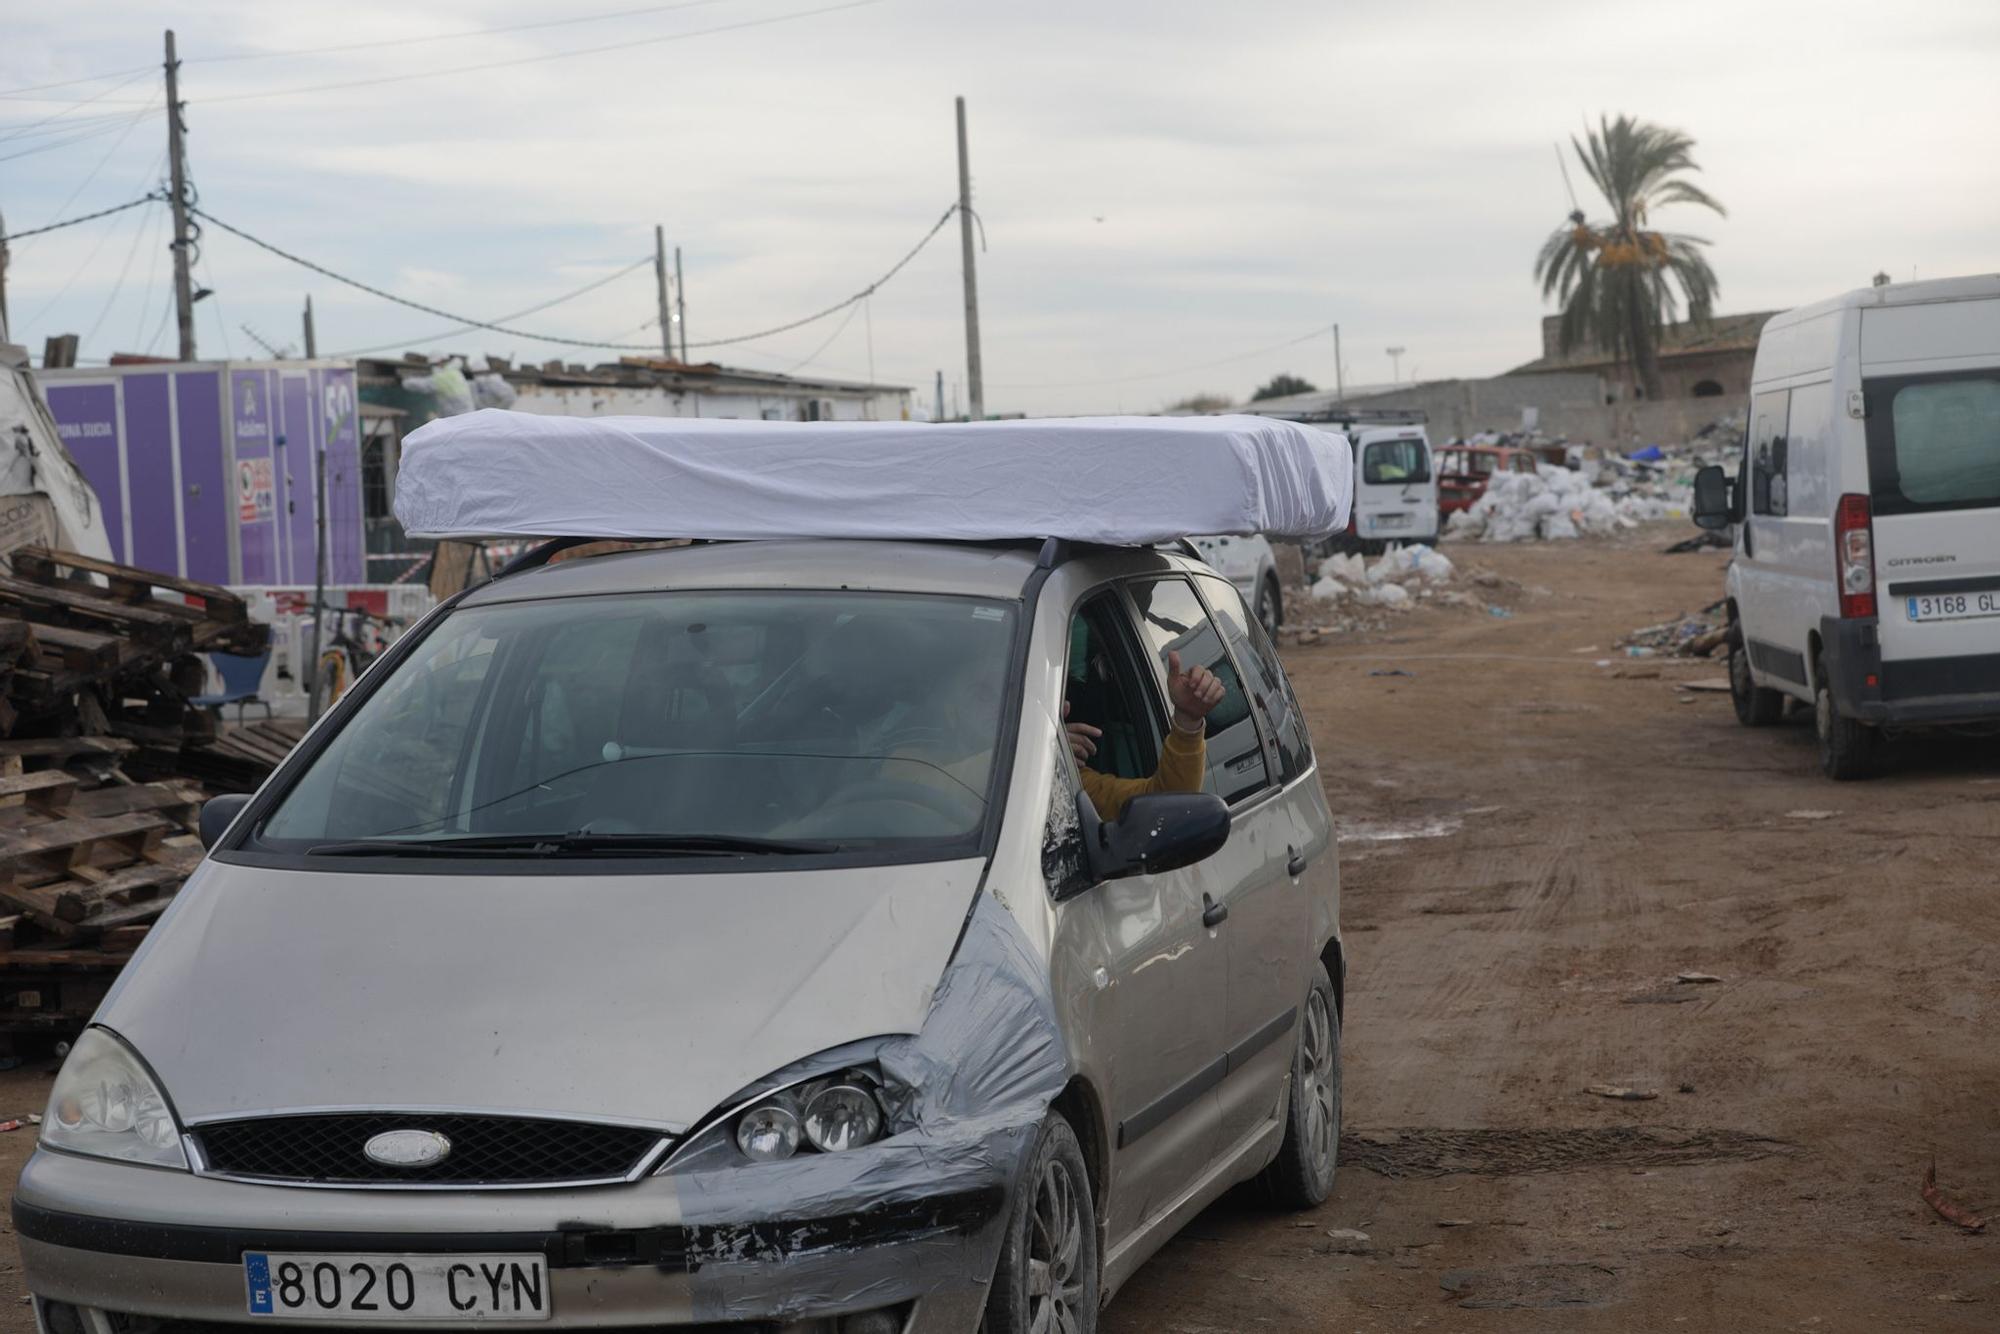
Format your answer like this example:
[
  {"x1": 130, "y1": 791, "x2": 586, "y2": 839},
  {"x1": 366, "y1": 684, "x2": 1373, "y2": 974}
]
[
  {"x1": 120, "y1": 373, "x2": 180, "y2": 577},
  {"x1": 230, "y1": 369, "x2": 281, "y2": 585},
  {"x1": 42, "y1": 381, "x2": 127, "y2": 563},
  {"x1": 174, "y1": 370, "x2": 229, "y2": 584},
  {"x1": 278, "y1": 371, "x2": 318, "y2": 587}
]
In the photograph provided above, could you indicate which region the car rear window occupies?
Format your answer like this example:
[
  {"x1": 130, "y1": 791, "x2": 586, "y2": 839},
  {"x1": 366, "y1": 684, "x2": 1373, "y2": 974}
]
[
  {"x1": 1363, "y1": 438, "x2": 1430, "y2": 485},
  {"x1": 1884, "y1": 376, "x2": 2000, "y2": 507}
]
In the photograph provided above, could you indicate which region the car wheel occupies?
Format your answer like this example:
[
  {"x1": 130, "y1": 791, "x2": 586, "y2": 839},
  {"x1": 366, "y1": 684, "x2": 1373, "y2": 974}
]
[
  {"x1": 985, "y1": 1110, "x2": 1098, "y2": 1334},
  {"x1": 1815, "y1": 680, "x2": 1879, "y2": 781},
  {"x1": 1729, "y1": 637, "x2": 1784, "y2": 727},
  {"x1": 1255, "y1": 576, "x2": 1283, "y2": 638},
  {"x1": 1260, "y1": 960, "x2": 1339, "y2": 1209}
]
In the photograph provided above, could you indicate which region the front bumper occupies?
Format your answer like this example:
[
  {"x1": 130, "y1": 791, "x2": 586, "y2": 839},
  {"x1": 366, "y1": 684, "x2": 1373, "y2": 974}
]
[
  {"x1": 14, "y1": 1140, "x2": 1014, "y2": 1333},
  {"x1": 1820, "y1": 616, "x2": 2000, "y2": 728}
]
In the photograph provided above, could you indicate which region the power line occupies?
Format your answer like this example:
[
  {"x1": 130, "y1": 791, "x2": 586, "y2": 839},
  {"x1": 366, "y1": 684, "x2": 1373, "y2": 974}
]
[
  {"x1": 30, "y1": 96, "x2": 159, "y2": 233},
  {"x1": 991, "y1": 326, "x2": 1334, "y2": 390},
  {"x1": 0, "y1": 107, "x2": 158, "y2": 163},
  {"x1": 192, "y1": 201, "x2": 960, "y2": 353},
  {"x1": 197, "y1": 1, "x2": 882, "y2": 107},
  {"x1": 328, "y1": 257, "x2": 654, "y2": 357},
  {"x1": 196, "y1": 0, "x2": 741, "y2": 63},
  {"x1": 0, "y1": 193, "x2": 159, "y2": 244},
  {"x1": 83, "y1": 190, "x2": 162, "y2": 344},
  {"x1": 0, "y1": 68, "x2": 153, "y2": 145},
  {"x1": 0, "y1": 0, "x2": 740, "y2": 98}
]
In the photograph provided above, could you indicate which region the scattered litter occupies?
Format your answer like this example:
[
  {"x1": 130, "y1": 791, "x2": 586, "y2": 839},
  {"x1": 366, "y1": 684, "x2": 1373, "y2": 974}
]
[
  {"x1": 1573, "y1": 645, "x2": 1600, "y2": 653},
  {"x1": 1368, "y1": 669, "x2": 1414, "y2": 678},
  {"x1": 1444, "y1": 460, "x2": 1693, "y2": 544},
  {"x1": 1675, "y1": 971, "x2": 1723, "y2": 985},
  {"x1": 1623, "y1": 600, "x2": 1730, "y2": 658},
  {"x1": 1437, "y1": 1218, "x2": 1475, "y2": 1228},
  {"x1": 1923, "y1": 1160, "x2": 1987, "y2": 1233},
  {"x1": 1586, "y1": 1085, "x2": 1659, "y2": 1102},
  {"x1": 27, "y1": 1114, "x2": 42, "y2": 1125},
  {"x1": 0, "y1": 1120, "x2": 21, "y2": 1133},
  {"x1": 1325, "y1": 1228, "x2": 1372, "y2": 1253},
  {"x1": 1932, "y1": 1293, "x2": 1982, "y2": 1304},
  {"x1": 1786, "y1": 810, "x2": 1836, "y2": 821},
  {"x1": 1681, "y1": 678, "x2": 1732, "y2": 692},
  {"x1": 1678, "y1": 1083, "x2": 1697, "y2": 1095},
  {"x1": 1488, "y1": 606, "x2": 1513, "y2": 618},
  {"x1": 1594, "y1": 659, "x2": 1612, "y2": 668},
  {"x1": 1664, "y1": 531, "x2": 1732, "y2": 553}
]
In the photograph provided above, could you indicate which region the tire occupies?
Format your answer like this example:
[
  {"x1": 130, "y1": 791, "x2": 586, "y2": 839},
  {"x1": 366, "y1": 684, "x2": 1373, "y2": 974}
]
[
  {"x1": 985, "y1": 1111, "x2": 1099, "y2": 1334},
  {"x1": 1260, "y1": 961, "x2": 1340, "y2": 1209},
  {"x1": 1255, "y1": 576, "x2": 1283, "y2": 639},
  {"x1": 1815, "y1": 679, "x2": 1879, "y2": 781},
  {"x1": 1729, "y1": 638, "x2": 1784, "y2": 727}
]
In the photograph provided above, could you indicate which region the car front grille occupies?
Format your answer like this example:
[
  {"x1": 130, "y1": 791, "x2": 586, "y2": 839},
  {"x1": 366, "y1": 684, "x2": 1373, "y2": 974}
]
[{"x1": 192, "y1": 1113, "x2": 669, "y2": 1186}]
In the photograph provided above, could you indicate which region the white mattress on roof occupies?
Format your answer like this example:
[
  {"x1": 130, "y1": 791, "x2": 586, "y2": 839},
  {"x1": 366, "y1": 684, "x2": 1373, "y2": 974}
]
[{"x1": 394, "y1": 410, "x2": 1352, "y2": 545}]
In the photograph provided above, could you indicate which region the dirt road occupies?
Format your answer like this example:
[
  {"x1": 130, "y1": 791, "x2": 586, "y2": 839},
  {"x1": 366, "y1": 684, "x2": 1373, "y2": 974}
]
[
  {"x1": 0, "y1": 525, "x2": 1992, "y2": 1330},
  {"x1": 1105, "y1": 525, "x2": 2000, "y2": 1332}
]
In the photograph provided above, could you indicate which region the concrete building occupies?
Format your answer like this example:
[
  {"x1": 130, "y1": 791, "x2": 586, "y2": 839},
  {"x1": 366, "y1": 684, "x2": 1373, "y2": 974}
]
[{"x1": 1507, "y1": 311, "x2": 1775, "y2": 403}]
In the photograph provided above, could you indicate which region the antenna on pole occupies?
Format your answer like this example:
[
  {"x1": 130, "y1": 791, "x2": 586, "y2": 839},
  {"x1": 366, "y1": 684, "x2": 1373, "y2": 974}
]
[{"x1": 1554, "y1": 140, "x2": 1582, "y2": 217}]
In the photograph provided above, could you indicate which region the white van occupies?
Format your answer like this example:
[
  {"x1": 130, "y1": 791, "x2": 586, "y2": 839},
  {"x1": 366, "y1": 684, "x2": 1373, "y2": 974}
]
[
  {"x1": 1691, "y1": 274, "x2": 2000, "y2": 779},
  {"x1": 1250, "y1": 409, "x2": 1439, "y2": 552}
]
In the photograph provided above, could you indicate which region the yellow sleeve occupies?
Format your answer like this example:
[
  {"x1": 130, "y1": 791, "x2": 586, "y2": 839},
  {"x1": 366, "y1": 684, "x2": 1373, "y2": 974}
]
[{"x1": 1078, "y1": 726, "x2": 1207, "y2": 820}]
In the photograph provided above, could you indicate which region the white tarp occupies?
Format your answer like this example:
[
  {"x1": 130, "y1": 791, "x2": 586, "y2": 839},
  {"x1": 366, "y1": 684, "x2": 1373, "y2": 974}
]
[
  {"x1": 394, "y1": 410, "x2": 1352, "y2": 545},
  {"x1": 1, "y1": 359, "x2": 114, "y2": 562}
]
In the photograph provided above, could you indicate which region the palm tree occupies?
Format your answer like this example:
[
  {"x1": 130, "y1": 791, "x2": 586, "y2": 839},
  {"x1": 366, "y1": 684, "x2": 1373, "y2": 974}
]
[{"x1": 1534, "y1": 115, "x2": 1725, "y2": 402}]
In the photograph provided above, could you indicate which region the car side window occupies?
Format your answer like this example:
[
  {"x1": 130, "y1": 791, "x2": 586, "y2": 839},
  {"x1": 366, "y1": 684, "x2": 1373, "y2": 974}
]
[
  {"x1": 1750, "y1": 389, "x2": 1792, "y2": 517},
  {"x1": 1126, "y1": 576, "x2": 1271, "y2": 804},
  {"x1": 1065, "y1": 593, "x2": 1161, "y2": 782},
  {"x1": 1196, "y1": 573, "x2": 1311, "y2": 783}
]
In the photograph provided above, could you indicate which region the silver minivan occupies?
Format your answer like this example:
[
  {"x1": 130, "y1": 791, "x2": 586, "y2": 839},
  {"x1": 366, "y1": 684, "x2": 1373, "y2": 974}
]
[{"x1": 15, "y1": 536, "x2": 1343, "y2": 1334}]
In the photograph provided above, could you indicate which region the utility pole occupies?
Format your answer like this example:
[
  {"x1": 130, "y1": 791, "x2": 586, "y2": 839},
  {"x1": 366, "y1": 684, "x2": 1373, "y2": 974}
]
[
  {"x1": 305, "y1": 438, "x2": 329, "y2": 723},
  {"x1": 1332, "y1": 323, "x2": 1344, "y2": 402},
  {"x1": 674, "y1": 246, "x2": 687, "y2": 361},
  {"x1": 163, "y1": 30, "x2": 197, "y2": 362},
  {"x1": 301, "y1": 295, "x2": 317, "y2": 358},
  {"x1": 653, "y1": 226, "x2": 674, "y2": 360},
  {"x1": 934, "y1": 370, "x2": 944, "y2": 422},
  {"x1": 955, "y1": 96, "x2": 984, "y2": 421},
  {"x1": 0, "y1": 208, "x2": 11, "y2": 344}
]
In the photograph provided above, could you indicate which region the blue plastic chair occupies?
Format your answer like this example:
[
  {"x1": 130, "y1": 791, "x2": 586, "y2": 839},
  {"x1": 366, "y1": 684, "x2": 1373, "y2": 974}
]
[{"x1": 194, "y1": 651, "x2": 273, "y2": 722}]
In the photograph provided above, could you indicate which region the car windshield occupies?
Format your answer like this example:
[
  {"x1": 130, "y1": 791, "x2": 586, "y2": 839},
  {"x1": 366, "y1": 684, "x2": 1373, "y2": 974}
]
[
  {"x1": 254, "y1": 589, "x2": 1019, "y2": 859},
  {"x1": 1471, "y1": 452, "x2": 1500, "y2": 475},
  {"x1": 1363, "y1": 438, "x2": 1430, "y2": 484}
]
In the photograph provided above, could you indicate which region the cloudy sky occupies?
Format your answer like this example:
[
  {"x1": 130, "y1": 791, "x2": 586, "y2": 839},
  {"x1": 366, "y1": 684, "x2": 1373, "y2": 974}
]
[{"x1": 4, "y1": 0, "x2": 1995, "y2": 416}]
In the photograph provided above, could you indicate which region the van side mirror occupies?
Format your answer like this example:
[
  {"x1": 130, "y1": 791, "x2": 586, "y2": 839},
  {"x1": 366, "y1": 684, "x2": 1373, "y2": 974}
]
[
  {"x1": 1074, "y1": 790, "x2": 1231, "y2": 885},
  {"x1": 1691, "y1": 465, "x2": 1733, "y2": 531},
  {"x1": 198, "y1": 793, "x2": 253, "y2": 850}
]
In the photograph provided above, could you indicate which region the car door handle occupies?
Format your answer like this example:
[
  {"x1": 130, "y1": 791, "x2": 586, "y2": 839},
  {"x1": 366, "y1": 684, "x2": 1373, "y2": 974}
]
[
  {"x1": 1287, "y1": 846, "x2": 1311, "y2": 877},
  {"x1": 1202, "y1": 893, "x2": 1229, "y2": 928}
]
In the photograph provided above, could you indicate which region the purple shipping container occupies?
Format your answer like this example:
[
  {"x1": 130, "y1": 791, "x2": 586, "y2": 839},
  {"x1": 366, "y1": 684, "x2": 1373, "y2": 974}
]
[{"x1": 39, "y1": 360, "x2": 365, "y2": 587}]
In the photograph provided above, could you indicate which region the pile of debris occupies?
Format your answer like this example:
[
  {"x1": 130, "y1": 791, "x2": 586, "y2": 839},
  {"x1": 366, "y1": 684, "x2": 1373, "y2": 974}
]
[
  {"x1": 0, "y1": 547, "x2": 301, "y2": 1041},
  {"x1": 1621, "y1": 601, "x2": 1731, "y2": 659},
  {"x1": 1280, "y1": 543, "x2": 1525, "y2": 644},
  {"x1": 1444, "y1": 465, "x2": 1691, "y2": 543}
]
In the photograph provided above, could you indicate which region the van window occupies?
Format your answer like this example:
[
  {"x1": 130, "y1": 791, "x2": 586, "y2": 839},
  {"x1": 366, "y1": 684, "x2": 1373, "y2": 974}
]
[
  {"x1": 1127, "y1": 577, "x2": 1270, "y2": 804},
  {"x1": 1750, "y1": 390, "x2": 1791, "y2": 517},
  {"x1": 1363, "y1": 438, "x2": 1430, "y2": 485},
  {"x1": 1864, "y1": 372, "x2": 2000, "y2": 513},
  {"x1": 254, "y1": 590, "x2": 1019, "y2": 860}
]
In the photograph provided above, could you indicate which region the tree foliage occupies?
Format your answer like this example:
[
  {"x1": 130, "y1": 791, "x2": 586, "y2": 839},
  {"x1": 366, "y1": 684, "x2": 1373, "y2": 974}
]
[
  {"x1": 1166, "y1": 392, "x2": 1234, "y2": 414},
  {"x1": 1534, "y1": 114, "x2": 1725, "y2": 400},
  {"x1": 1251, "y1": 374, "x2": 1317, "y2": 402}
]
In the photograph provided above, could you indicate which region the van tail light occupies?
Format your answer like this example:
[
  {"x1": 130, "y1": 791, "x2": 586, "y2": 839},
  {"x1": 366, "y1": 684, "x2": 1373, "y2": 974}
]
[{"x1": 1835, "y1": 493, "x2": 1876, "y2": 619}]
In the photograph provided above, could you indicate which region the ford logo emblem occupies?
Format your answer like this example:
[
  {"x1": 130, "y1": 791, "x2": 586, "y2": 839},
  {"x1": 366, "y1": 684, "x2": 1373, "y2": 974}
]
[{"x1": 363, "y1": 1129, "x2": 452, "y2": 1168}]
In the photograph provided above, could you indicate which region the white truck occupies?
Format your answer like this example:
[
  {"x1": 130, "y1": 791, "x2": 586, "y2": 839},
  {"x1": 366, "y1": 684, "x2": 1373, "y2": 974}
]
[{"x1": 1691, "y1": 274, "x2": 2000, "y2": 779}]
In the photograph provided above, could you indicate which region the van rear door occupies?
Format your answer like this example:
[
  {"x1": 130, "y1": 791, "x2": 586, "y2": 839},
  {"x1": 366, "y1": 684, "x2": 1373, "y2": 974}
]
[
  {"x1": 1860, "y1": 300, "x2": 2000, "y2": 678},
  {"x1": 1353, "y1": 429, "x2": 1440, "y2": 542}
]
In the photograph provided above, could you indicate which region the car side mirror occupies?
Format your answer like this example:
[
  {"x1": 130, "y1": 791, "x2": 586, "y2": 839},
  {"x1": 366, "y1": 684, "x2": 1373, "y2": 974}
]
[
  {"x1": 1691, "y1": 465, "x2": 1734, "y2": 531},
  {"x1": 1074, "y1": 790, "x2": 1231, "y2": 884},
  {"x1": 198, "y1": 793, "x2": 253, "y2": 850}
]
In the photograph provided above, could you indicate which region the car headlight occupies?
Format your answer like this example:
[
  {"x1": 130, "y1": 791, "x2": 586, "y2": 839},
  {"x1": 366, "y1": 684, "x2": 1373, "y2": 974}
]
[
  {"x1": 42, "y1": 1028, "x2": 188, "y2": 1169},
  {"x1": 732, "y1": 1067, "x2": 888, "y2": 1163}
]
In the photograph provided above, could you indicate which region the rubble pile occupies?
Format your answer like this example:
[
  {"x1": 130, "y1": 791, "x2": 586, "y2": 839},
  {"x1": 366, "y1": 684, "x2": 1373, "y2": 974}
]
[
  {"x1": 1281, "y1": 544, "x2": 1524, "y2": 644},
  {"x1": 1445, "y1": 464, "x2": 1691, "y2": 543},
  {"x1": 1620, "y1": 601, "x2": 1731, "y2": 659}
]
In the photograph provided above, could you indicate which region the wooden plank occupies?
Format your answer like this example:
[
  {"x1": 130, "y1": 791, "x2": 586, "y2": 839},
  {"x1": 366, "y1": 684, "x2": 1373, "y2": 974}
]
[
  {"x1": 0, "y1": 770, "x2": 76, "y2": 813},
  {"x1": 0, "y1": 736, "x2": 135, "y2": 762},
  {"x1": 22, "y1": 622, "x2": 124, "y2": 673},
  {"x1": 9, "y1": 548, "x2": 248, "y2": 623},
  {"x1": 0, "y1": 573, "x2": 194, "y2": 641},
  {"x1": 64, "y1": 781, "x2": 204, "y2": 822},
  {"x1": 54, "y1": 855, "x2": 195, "y2": 923},
  {"x1": 79, "y1": 892, "x2": 178, "y2": 933},
  {"x1": 0, "y1": 882, "x2": 79, "y2": 937},
  {"x1": 0, "y1": 948, "x2": 146, "y2": 969},
  {"x1": 0, "y1": 915, "x2": 18, "y2": 951},
  {"x1": 0, "y1": 810, "x2": 170, "y2": 879},
  {"x1": 101, "y1": 925, "x2": 151, "y2": 952}
]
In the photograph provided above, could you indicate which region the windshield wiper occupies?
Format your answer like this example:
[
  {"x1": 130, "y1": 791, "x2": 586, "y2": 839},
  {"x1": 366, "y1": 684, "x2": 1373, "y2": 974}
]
[{"x1": 304, "y1": 832, "x2": 841, "y2": 858}]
